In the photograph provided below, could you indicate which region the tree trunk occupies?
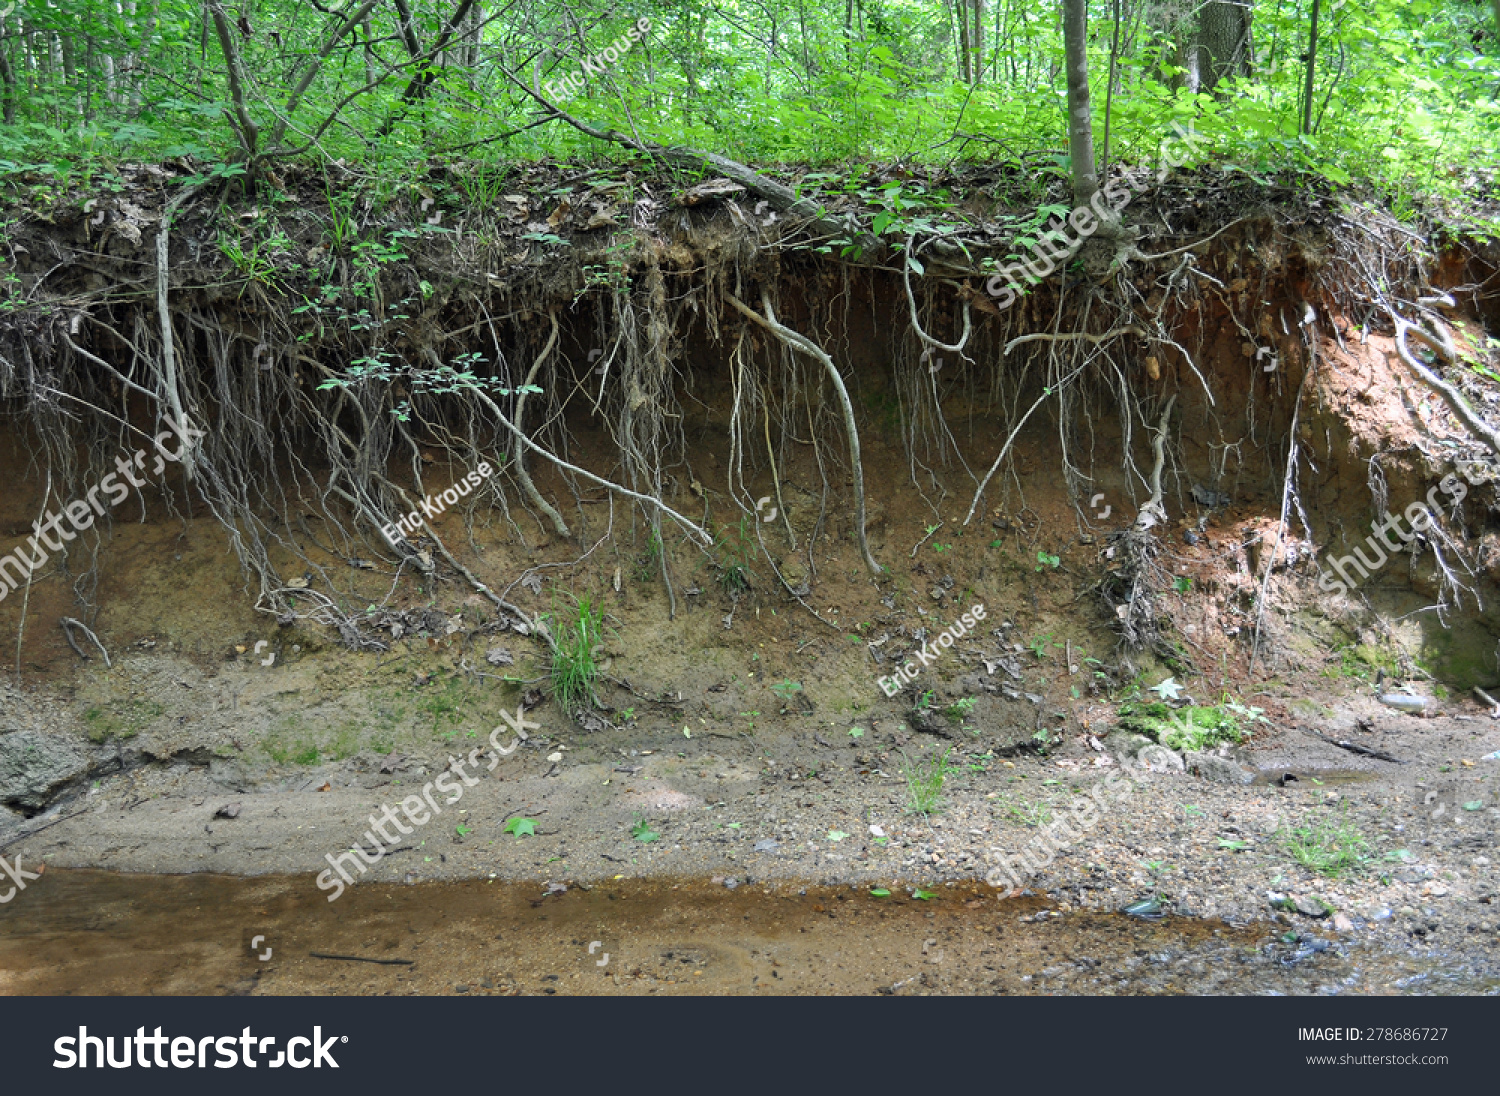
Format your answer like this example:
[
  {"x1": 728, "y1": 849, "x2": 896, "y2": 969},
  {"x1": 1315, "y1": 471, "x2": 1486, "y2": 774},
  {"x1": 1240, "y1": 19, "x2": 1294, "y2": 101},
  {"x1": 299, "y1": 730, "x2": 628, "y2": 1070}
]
[
  {"x1": 1062, "y1": 0, "x2": 1098, "y2": 206},
  {"x1": 1195, "y1": 0, "x2": 1251, "y2": 92},
  {"x1": 1302, "y1": 0, "x2": 1320, "y2": 135},
  {"x1": 956, "y1": 0, "x2": 971, "y2": 83},
  {"x1": 971, "y1": 0, "x2": 984, "y2": 86}
]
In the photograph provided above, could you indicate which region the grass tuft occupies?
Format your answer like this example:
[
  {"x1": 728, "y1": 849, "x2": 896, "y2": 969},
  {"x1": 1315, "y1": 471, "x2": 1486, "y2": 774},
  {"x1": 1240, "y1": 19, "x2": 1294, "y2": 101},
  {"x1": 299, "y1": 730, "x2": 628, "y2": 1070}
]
[
  {"x1": 1282, "y1": 802, "x2": 1370, "y2": 878},
  {"x1": 900, "y1": 745, "x2": 950, "y2": 815},
  {"x1": 548, "y1": 595, "x2": 604, "y2": 716}
]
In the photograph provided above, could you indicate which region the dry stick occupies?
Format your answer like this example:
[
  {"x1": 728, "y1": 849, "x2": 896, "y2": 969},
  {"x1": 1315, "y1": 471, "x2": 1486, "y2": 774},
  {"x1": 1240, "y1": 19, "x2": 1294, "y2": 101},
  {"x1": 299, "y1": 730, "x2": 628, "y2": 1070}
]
[
  {"x1": 1249, "y1": 342, "x2": 1314, "y2": 677},
  {"x1": 963, "y1": 362, "x2": 1090, "y2": 526},
  {"x1": 309, "y1": 953, "x2": 415, "y2": 966},
  {"x1": 494, "y1": 66, "x2": 879, "y2": 255},
  {"x1": 60, "y1": 617, "x2": 111, "y2": 667},
  {"x1": 724, "y1": 291, "x2": 881, "y2": 576},
  {"x1": 0, "y1": 806, "x2": 91, "y2": 853},
  {"x1": 1132, "y1": 395, "x2": 1177, "y2": 532}
]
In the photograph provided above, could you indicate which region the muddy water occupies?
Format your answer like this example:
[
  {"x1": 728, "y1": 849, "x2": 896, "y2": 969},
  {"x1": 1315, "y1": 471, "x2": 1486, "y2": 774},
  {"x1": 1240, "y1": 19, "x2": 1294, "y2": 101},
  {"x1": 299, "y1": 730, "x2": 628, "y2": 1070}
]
[{"x1": 2, "y1": 871, "x2": 1495, "y2": 996}]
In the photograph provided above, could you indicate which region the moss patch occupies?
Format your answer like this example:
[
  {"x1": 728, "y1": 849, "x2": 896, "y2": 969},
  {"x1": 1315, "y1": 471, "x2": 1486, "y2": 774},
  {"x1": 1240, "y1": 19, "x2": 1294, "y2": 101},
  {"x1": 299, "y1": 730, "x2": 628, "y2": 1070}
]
[{"x1": 1116, "y1": 701, "x2": 1247, "y2": 753}]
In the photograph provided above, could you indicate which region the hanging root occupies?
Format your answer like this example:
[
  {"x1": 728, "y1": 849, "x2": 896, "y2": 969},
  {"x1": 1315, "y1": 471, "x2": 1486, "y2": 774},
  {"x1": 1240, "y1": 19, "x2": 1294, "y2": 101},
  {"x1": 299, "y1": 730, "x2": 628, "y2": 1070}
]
[
  {"x1": 1250, "y1": 340, "x2": 1313, "y2": 676},
  {"x1": 1099, "y1": 397, "x2": 1176, "y2": 654},
  {"x1": 60, "y1": 617, "x2": 111, "y2": 667},
  {"x1": 724, "y1": 290, "x2": 881, "y2": 576},
  {"x1": 508, "y1": 313, "x2": 572, "y2": 537},
  {"x1": 964, "y1": 362, "x2": 1090, "y2": 525},
  {"x1": 1132, "y1": 396, "x2": 1176, "y2": 532}
]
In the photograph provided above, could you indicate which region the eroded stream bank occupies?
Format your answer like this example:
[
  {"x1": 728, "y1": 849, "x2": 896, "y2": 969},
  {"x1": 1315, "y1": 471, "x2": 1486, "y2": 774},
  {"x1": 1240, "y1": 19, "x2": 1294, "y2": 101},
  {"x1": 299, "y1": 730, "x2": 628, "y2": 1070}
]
[{"x1": 1, "y1": 870, "x2": 1495, "y2": 996}]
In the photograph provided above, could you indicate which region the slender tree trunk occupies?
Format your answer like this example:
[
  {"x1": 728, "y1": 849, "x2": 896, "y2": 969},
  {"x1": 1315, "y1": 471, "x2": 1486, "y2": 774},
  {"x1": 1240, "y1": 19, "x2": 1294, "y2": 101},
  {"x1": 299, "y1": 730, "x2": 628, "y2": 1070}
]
[
  {"x1": 1063, "y1": 0, "x2": 1098, "y2": 206},
  {"x1": 971, "y1": 0, "x2": 984, "y2": 86},
  {"x1": 0, "y1": 49, "x2": 15, "y2": 126},
  {"x1": 1302, "y1": 0, "x2": 1320, "y2": 135},
  {"x1": 956, "y1": 0, "x2": 972, "y2": 82}
]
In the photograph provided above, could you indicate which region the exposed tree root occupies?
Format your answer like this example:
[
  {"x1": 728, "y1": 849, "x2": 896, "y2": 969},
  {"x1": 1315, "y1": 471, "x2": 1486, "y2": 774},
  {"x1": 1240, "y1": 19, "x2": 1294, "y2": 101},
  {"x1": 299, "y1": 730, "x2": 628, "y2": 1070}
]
[
  {"x1": 724, "y1": 290, "x2": 881, "y2": 576},
  {"x1": 509, "y1": 313, "x2": 571, "y2": 538},
  {"x1": 60, "y1": 616, "x2": 111, "y2": 667},
  {"x1": 1387, "y1": 306, "x2": 1500, "y2": 458}
]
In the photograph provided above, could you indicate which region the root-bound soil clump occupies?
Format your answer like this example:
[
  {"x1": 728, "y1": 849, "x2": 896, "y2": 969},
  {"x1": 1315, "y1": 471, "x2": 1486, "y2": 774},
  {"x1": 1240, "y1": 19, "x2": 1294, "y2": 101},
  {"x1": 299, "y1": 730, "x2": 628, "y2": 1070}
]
[{"x1": 2, "y1": 158, "x2": 1500, "y2": 993}]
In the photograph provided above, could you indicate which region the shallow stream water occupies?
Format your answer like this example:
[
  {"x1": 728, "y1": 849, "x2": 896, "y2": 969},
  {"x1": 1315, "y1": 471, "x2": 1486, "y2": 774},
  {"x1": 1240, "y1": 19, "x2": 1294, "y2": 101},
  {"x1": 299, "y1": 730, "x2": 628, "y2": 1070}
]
[{"x1": 1, "y1": 870, "x2": 1495, "y2": 995}]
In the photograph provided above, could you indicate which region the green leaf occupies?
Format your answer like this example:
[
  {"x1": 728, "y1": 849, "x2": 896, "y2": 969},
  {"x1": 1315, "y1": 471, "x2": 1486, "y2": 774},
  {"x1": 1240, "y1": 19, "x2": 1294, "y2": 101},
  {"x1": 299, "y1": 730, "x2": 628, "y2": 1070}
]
[
  {"x1": 906, "y1": 254, "x2": 924, "y2": 276},
  {"x1": 827, "y1": 830, "x2": 849, "y2": 842},
  {"x1": 870, "y1": 887, "x2": 892, "y2": 897},
  {"x1": 911, "y1": 887, "x2": 936, "y2": 901},
  {"x1": 502, "y1": 817, "x2": 536, "y2": 839}
]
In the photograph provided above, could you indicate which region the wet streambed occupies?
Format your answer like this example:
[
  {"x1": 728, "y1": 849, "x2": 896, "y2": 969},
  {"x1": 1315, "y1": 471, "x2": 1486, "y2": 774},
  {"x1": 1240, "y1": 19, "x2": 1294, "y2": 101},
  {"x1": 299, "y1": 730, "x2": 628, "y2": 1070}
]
[{"x1": 1, "y1": 870, "x2": 1494, "y2": 995}]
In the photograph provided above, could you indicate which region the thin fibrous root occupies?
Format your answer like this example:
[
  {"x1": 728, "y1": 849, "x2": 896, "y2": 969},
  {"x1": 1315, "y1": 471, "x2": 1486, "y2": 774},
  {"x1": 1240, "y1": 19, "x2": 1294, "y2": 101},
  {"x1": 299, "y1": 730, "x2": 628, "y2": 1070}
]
[
  {"x1": 1003, "y1": 328, "x2": 1214, "y2": 408},
  {"x1": 466, "y1": 387, "x2": 711, "y2": 549},
  {"x1": 964, "y1": 362, "x2": 1089, "y2": 526},
  {"x1": 724, "y1": 290, "x2": 882, "y2": 576}
]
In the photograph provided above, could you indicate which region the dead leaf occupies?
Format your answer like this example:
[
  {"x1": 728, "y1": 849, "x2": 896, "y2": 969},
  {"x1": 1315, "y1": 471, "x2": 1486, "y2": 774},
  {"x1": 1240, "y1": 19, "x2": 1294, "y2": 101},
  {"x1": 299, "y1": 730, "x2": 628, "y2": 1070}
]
[
  {"x1": 546, "y1": 199, "x2": 572, "y2": 227},
  {"x1": 316, "y1": 782, "x2": 332, "y2": 792}
]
